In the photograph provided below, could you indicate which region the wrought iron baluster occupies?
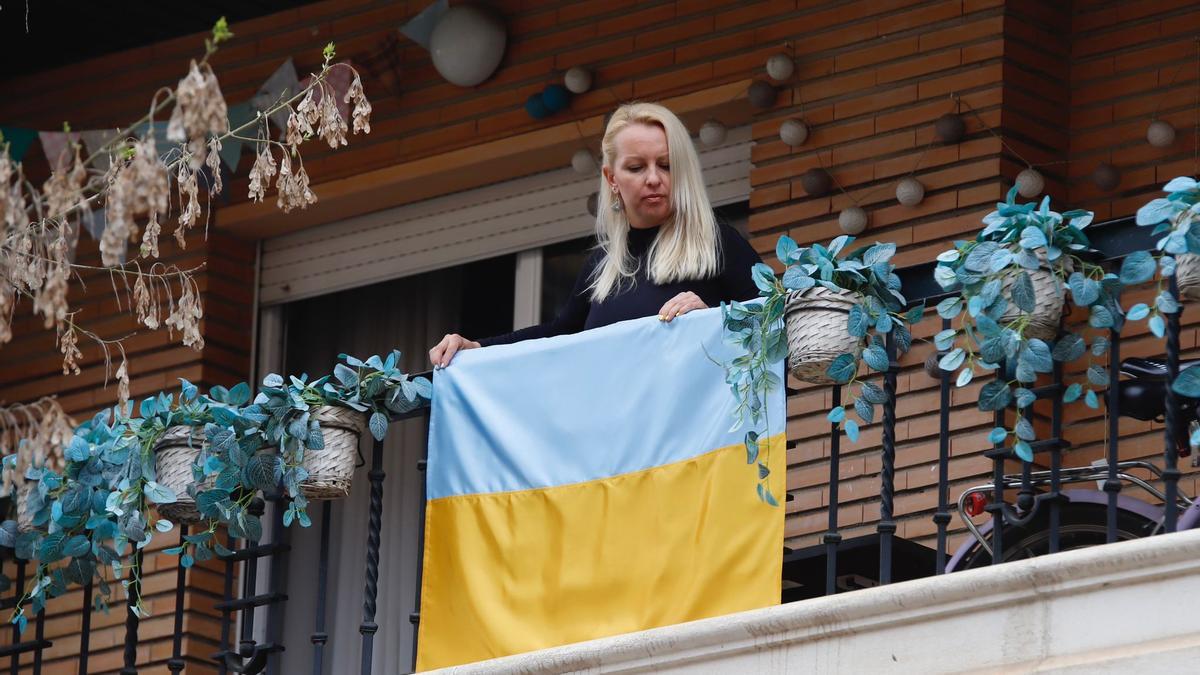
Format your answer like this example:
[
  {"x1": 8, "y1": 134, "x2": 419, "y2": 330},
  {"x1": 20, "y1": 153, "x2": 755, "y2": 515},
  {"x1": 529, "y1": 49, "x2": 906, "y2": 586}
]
[
  {"x1": 1164, "y1": 275, "x2": 1182, "y2": 532},
  {"x1": 934, "y1": 318, "x2": 952, "y2": 574},
  {"x1": 1049, "y1": 358, "x2": 1064, "y2": 554},
  {"x1": 825, "y1": 386, "x2": 843, "y2": 595},
  {"x1": 312, "y1": 501, "x2": 332, "y2": 675},
  {"x1": 168, "y1": 525, "x2": 189, "y2": 673},
  {"x1": 1105, "y1": 328, "x2": 1122, "y2": 543},
  {"x1": 120, "y1": 549, "x2": 144, "y2": 675},
  {"x1": 878, "y1": 333, "x2": 898, "y2": 585},
  {"x1": 411, "y1": 412, "x2": 431, "y2": 672},
  {"x1": 79, "y1": 578, "x2": 93, "y2": 675},
  {"x1": 219, "y1": 531, "x2": 235, "y2": 675},
  {"x1": 32, "y1": 604, "x2": 44, "y2": 675},
  {"x1": 10, "y1": 558, "x2": 24, "y2": 675},
  {"x1": 359, "y1": 436, "x2": 386, "y2": 675},
  {"x1": 987, "y1": 361, "x2": 1007, "y2": 565}
]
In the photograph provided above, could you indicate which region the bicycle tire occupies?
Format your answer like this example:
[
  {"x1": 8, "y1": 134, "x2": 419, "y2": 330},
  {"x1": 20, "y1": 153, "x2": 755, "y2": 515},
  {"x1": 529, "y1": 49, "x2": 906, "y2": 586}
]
[{"x1": 956, "y1": 502, "x2": 1159, "y2": 570}]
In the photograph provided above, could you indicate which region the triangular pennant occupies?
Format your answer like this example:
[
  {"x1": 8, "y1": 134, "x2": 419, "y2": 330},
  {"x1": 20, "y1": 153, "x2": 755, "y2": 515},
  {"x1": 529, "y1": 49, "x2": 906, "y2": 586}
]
[
  {"x1": 401, "y1": 0, "x2": 449, "y2": 51},
  {"x1": 252, "y1": 59, "x2": 300, "y2": 133},
  {"x1": 0, "y1": 127, "x2": 37, "y2": 162},
  {"x1": 220, "y1": 101, "x2": 256, "y2": 171},
  {"x1": 79, "y1": 129, "x2": 121, "y2": 171},
  {"x1": 82, "y1": 207, "x2": 107, "y2": 242},
  {"x1": 38, "y1": 131, "x2": 81, "y2": 171}
]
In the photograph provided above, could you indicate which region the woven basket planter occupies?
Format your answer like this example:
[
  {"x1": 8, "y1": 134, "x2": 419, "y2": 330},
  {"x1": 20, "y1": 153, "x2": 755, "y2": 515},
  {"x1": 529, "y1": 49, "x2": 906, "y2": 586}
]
[
  {"x1": 1175, "y1": 254, "x2": 1200, "y2": 300},
  {"x1": 998, "y1": 267, "x2": 1064, "y2": 342},
  {"x1": 154, "y1": 426, "x2": 208, "y2": 523},
  {"x1": 16, "y1": 483, "x2": 35, "y2": 532},
  {"x1": 784, "y1": 287, "x2": 862, "y2": 385},
  {"x1": 299, "y1": 406, "x2": 367, "y2": 500}
]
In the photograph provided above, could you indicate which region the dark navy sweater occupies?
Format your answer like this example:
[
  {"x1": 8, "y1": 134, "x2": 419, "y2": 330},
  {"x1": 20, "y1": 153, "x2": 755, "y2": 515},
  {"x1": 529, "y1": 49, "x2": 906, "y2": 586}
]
[{"x1": 479, "y1": 222, "x2": 762, "y2": 347}]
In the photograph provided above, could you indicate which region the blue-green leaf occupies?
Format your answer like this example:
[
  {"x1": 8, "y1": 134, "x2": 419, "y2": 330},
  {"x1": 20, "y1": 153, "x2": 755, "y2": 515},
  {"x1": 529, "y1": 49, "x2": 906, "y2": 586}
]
[
  {"x1": 863, "y1": 344, "x2": 889, "y2": 372},
  {"x1": 1063, "y1": 383, "x2": 1082, "y2": 403},
  {"x1": 1157, "y1": 290, "x2": 1181, "y2": 314},
  {"x1": 939, "y1": 347, "x2": 966, "y2": 373},
  {"x1": 1126, "y1": 303, "x2": 1150, "y2": 321},
  {"x1": 1011, "y1": 271, "x2": 1036, "y2": 314},
  {"x1": 988, "y1": 427, "x2": 1007, "y2": 444},
  {"x1": 854, "y1": 397, "x2": 874, "y2": 424},
  {"x1": 847, "y1": 305, "x2": 869, "y2": 338},
  {"x1": 1136, "y1": 197, "x2": 1178, "y2": 226},
  {"x1": 979, "y1": 380, "x2": 1012, "y2": 411},
  {"x1": 1013, "y1": 440, "x2": 1033, "y2": 462},
  {"x1": 334, "y1": 363, "x2": 359, "y2": 388},
  {"x1": 1119, "y1": 250, "x2": 1157, "y2": 285},
  {"x1": 1149, "y1": 314, "x2": 1166, "y2": 337},
  {"x1": 844, "y1": 419, "x2": 860, "y2": 442},
  {"x1": 934, "y1": 329, "x2": 957, "y2": 351},
  {"x1": 936, "y1": 297, "x2": 964, "y2": 319},
  {"x1": 1015, "y1": 387, "x2": 1036, "y2": 408},
  {"x1": 1015, "y1": 418, "x2": 1036, "y2": 441},
  {"x1": 1068, "y1": 273, "x2": 1099, "y2": 307},
  {"x1": 1019, "y1": 225, "x2": 1047, "y2": 249},
  {"x1": 1052, "y1": 334, "x2": 1085, "y2": 362},
  {"x1": 956, "y1": 367, "x2": 974, "y2": 387},
  {"x1": 1087, "y1": 365, "x2": 1109, "y2": 386},
  {"x1": 1089, "y1": 305, "x2": 1114, "y2": 329},
  {"x1": 1085, "y1": 389, "x2": 1100, "y2": 409},
  {"x1": 144, "y1": 481, "x2": 177, "y2": 504},
  {"x1": 369, "y1": 411, "x2": 388, "y2": 441},
  {"x1": 776, "y1": 235, "x2": 799, "y2": 264},
  {"x1": 1173, "y1": 367, "x2": 1200, "y2": 398},
  {"x1": 66, "y1": 436, "x2": 90, "y2": 462},
  {"x1": 782, "y1": 266, "x2": 816, "y2": 291},
  {"x1": 827, "y1": 406, "x2": 846, "y2": 424},
  {"x1": 826, "y1": 353, "x2": 857, "y2": 384},
  {"x1": 744, "y1": 431, "x2": 759, "y2": 464},
  {"x1": 859, "y1": 381, "x2": 886, "y2": 404}
]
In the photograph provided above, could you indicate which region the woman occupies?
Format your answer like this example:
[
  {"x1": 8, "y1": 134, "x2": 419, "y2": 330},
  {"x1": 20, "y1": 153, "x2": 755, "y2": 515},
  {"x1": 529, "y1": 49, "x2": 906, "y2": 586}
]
[{"x1": 429, "y1": 102, "x2": 762, "y2": 367}]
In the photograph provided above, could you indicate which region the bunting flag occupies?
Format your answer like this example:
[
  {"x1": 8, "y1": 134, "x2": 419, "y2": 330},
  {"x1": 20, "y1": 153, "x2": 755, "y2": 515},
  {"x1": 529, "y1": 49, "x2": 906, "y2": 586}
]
[
  {"x1": 221, "y1": 101, "x2": 257, "y2": 172},
  {"x1": 79, "y1": 129, "x2": 120, "y2": 170},
  {"x1": 401, "y1": 0, "x2": 449, "y2": 50},
  {"x1": 0, "y1": 126, "x2": 37, "y2": 162},
  {"x1": 418, "y1": 308, "x2": 786, "y2": 671},
  {"x1": 38, "y1": 131, "x2": 81, "y2": 171},
  {"x1": 131, "y1": 120, "x2": 170, "y2": 151},
  {"x1": 252, "y1": 59, "x2": 300, "y2": 132}
]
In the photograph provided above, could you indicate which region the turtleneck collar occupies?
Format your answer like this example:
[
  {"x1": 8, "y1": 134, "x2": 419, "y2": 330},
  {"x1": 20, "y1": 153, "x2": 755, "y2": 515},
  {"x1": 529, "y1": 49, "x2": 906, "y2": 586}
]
[{"x1": 627, "y1": 223, "x2": 661, "y2": 256}]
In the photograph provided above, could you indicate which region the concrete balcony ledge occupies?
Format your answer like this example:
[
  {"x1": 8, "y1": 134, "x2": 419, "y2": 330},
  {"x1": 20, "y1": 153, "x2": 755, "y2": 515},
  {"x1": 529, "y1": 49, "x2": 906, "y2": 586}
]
[{"x1": 432, "y1": 529, "x2": 1200, "y2": 673}]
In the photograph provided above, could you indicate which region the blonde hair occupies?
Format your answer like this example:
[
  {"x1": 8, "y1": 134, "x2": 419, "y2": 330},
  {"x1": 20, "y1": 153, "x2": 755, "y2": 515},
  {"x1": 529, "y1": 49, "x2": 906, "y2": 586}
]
[{"x1": 590, "y1": 102, "x2": 720, "y2": 302}]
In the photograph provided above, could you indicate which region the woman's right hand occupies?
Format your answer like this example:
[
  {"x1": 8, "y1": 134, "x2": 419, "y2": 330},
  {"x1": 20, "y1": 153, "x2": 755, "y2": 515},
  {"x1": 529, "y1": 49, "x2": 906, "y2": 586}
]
[{"x1": 429, "y1": 333, "x2": 481, "y2": 368}]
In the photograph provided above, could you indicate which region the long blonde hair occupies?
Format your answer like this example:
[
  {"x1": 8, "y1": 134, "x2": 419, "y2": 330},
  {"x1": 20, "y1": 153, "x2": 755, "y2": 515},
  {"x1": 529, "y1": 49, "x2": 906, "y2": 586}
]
[{"x1": 590, "y1": 102, "x2": 720, "y2": 302}]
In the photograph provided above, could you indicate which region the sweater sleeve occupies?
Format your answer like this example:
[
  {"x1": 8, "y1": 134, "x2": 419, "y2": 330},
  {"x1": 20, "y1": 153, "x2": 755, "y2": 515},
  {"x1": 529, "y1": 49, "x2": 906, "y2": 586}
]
[
  {"x1": 477, "y1": 250, "x2": 599, "y2": 347},
  {"x1": 719, "y1": 223, "x2": 764, "y2": 302}
]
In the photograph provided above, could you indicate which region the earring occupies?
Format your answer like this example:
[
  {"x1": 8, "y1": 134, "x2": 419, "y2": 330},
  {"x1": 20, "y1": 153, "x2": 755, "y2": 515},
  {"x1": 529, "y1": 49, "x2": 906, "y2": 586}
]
[{"x1": 610, "y1": 186, "x2": 621, "y2": 212}]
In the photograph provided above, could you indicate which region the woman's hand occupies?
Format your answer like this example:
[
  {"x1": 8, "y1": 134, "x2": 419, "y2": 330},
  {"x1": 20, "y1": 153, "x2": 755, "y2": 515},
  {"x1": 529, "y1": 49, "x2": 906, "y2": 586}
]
[
  {"x1": 657, "y1": 292, "x2": 707, "y2": 322},
  {"x1": 429, "y1": 333, "x2": 481, "y2": 368}
]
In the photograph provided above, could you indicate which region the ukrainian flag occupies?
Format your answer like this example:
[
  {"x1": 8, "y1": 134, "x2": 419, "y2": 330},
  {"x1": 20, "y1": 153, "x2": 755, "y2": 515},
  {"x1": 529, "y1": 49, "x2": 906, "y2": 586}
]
[{"x1": 417, "y1": 308, "x2": 785, "y2": 671}]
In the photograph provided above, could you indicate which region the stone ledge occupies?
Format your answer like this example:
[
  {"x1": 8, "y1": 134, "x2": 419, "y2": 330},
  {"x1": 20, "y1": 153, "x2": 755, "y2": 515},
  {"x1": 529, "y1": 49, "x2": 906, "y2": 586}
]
[{"x1": 431, "y1": 528, "x2": 1200, "y2": 673}]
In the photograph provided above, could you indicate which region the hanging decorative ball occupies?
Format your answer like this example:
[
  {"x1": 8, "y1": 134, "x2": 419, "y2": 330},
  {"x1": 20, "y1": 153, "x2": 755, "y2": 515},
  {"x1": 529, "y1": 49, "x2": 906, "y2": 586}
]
[
  {"x1": 1092, "y1": 162, "x2": 1121, "y2": 192},
  {"x1": 1147, "y1": 119, "x2": 1176, "y2": 148},
  {"x1": 524, "y1": 93, "x2": 549, "y2": 120},
  {"x1": 699, "y1": 120, "x2": 727, "y2": 147},
  {"x1": 1015, "y1": 168, "x2": 1044, "y2": 198},
  {"x1": 586, "y1": 191, "x2": 599, "y2": 217},
  {"x1": 934, "y1": 113, "x2": 966, "y2": 144},
  {"x1": 779, "y1": 119, "x2": 809, "y2": 147},
  {"x1": 429, "y1": 4, "x2": 508, "y2": 87},
  {"x1": 896, "y1": 177, "x2": 926, "y2": 206},
  {"x1": 838, "y1": 206, "x2": 868, "y2": 235},
  {"x1": 800, "y1": 168, "x2": 832, "y2": 197},
  {"x1": 747, "y1": 80, "x2": 778, "y2": 109},
  {"x1": 571, "y1": 149, "x2": 597, "y2": 175},
  {"x1": 541, "y1": 83, "x2": 571, "y2": 114},
  {"x1": 924, "y1": 352, "x2": 943, "y2": 380},
  {"x1": 766, "y1": 53, "x2": 795, "y2": 81},
  {"x1": 564, "y1": 66, "x2": 593, "y2": 94}
]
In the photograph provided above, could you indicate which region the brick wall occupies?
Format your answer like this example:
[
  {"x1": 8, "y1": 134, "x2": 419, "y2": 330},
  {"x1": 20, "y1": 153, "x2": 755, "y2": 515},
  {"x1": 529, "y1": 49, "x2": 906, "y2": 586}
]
[{"x1": 5, "y1": 0, "x2": 1200, "y2": 669}]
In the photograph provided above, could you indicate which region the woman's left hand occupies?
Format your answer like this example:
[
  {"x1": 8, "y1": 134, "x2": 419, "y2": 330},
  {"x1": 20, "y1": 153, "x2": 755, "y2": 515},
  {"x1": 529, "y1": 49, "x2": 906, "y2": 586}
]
[{"x1": 658, "y1": 292, "x2": 707, "y2": 322}]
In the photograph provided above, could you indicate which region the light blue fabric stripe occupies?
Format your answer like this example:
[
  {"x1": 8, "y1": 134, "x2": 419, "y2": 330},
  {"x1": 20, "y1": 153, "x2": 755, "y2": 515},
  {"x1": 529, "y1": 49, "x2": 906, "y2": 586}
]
[{"x1": 427, "y1": 307, "x2": 785, "y2": 499}]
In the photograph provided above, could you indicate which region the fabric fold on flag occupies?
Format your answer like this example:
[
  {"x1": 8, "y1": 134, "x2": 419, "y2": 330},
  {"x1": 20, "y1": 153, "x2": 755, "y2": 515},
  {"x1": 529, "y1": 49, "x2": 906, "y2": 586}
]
[{"x1": 418, "y1": 307, "x2": 785, "y2": 671}]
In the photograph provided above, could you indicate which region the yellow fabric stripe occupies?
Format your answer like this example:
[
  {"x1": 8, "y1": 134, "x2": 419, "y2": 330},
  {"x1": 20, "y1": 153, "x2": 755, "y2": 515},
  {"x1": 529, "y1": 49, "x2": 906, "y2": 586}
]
[{"x1": 416, "y1": 433, "x2": 785, "y2": 671}]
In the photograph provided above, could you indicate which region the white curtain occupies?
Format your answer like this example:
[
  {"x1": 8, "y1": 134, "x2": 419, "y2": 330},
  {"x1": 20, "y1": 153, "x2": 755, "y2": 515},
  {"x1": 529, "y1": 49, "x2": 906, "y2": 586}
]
[{"x1": 269, "y1": 267, "x2": 463, "y2": 675}]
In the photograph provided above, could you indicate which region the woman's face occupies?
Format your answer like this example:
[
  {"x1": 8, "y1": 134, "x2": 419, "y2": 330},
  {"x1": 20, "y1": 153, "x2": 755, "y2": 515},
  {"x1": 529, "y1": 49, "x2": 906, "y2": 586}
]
[{"x1": 604, "y1": 122, "x2": 672, "y2": 229}]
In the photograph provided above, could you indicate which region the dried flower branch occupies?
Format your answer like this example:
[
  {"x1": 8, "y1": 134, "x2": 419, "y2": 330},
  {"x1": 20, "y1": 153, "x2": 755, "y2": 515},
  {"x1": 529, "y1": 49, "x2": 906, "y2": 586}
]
[{"x1": 0, "y1": 19, "x2": 372, "y2": 408}]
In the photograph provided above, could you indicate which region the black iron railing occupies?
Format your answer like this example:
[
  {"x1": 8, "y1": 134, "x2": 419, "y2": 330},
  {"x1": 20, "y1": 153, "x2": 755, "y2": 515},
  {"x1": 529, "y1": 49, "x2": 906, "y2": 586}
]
[{"x1": 1, "y1": 215, "x2": 1190, "y2": 673}]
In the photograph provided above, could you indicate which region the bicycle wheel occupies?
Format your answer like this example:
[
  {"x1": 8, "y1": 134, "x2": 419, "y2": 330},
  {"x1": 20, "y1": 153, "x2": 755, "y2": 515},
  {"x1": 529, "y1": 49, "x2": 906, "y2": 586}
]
[{"x1": 956, "y1": 502, "x2": 1158, "y2": 570}]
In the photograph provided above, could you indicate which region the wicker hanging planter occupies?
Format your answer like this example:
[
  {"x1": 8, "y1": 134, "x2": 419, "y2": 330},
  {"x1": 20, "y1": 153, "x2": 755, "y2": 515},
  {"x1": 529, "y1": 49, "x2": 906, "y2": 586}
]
[
  {"x1": 299, "y1": 406, "x2": 367, "y2": 500},
  {"x1": 998, "y1": 266, "x2": 1065, "y2": 342},
  {"x1": 784, "y1": 286, "x2": 862, "y2": 385},
  {"x1": 154, "y1": 426, "x2": 208, "y2": 523},
  {"x1": 1174, "y1": 254, "x2": 1200, "y2": 300},
  {"x1": 16, "y1": 483, "x2": 36, "y2": 532}
]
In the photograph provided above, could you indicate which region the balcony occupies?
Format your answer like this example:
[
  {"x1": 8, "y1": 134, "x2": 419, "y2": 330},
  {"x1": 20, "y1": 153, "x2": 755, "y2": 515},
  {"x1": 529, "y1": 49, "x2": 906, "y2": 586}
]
[{"x1": 2, "y1": 215, "x2": 1196, "y2": 674}]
